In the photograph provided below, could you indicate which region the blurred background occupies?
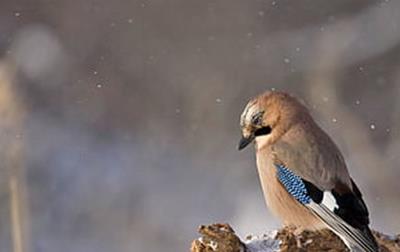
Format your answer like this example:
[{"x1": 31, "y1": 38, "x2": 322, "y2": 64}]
[{"x1": 0, "y1": 0, "x2": 399, "y2": 251}]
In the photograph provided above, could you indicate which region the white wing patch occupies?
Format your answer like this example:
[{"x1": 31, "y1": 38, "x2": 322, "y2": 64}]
[{"x1": 321, "y1": 191, "x2": 339, "y2": 212}]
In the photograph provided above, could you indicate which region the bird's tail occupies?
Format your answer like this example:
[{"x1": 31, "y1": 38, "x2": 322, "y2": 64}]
[{"x1": 308, "y1": 202, "x2": 378, "y2": 252}]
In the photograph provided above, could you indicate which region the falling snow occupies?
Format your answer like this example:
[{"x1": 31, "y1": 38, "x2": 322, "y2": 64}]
[{"x1": 5, "y1": 2, "x2": 400, "y2": 252}]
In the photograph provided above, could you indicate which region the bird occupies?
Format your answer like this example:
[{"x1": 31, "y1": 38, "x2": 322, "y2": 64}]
[{"x1": 238, "y1": 90, "x2": 378, "y2": 252}]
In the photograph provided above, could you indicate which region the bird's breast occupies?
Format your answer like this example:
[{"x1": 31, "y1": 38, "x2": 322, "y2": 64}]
[{"x1": 255, "y1": 149, "x2": 325, "y2": 230}]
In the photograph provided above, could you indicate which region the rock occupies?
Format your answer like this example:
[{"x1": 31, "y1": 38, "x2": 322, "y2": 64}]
[
  {"x1": 190, "y1": 223, "x2": 400, "y2": 252},
  {"x1": 190, "y1": 224, "x2": 245, "y2": 252}
]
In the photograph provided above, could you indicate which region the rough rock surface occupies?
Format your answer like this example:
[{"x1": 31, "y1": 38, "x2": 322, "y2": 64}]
[{"x1": 190, "y1": 223, "x2": 400, "y2": 252}]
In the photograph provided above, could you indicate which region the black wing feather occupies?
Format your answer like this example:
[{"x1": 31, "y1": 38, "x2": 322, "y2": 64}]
[{"x1": 330, "y1": 179, "x2": 369, "y2": 229}]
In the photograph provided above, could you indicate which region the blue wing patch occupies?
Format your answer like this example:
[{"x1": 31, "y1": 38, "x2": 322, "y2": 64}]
[{"x1": 275, "y1": 164, "x2": 311, "y2": 205}]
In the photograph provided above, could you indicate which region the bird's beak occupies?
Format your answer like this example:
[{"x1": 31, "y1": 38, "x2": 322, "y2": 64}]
[{"x1": 238, "y1": 135, "x2": 255, "y2": 150}]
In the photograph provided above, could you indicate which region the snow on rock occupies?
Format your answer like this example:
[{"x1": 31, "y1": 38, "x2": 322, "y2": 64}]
[{"x1": 244, "y1": 231, "x2": 281, "y2": 252}]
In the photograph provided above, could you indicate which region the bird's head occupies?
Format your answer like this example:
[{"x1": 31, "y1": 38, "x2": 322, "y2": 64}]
[{"x1": 238, "y1": 91, "x2": 307, "y2": 150}]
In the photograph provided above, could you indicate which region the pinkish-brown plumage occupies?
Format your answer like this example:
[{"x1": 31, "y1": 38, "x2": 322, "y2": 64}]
[{"x1": 239, "y1": 91, "x2": 378, "y2": 251}]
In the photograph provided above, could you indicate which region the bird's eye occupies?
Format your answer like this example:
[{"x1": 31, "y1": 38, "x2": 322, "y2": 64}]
[{"x1": 251, "y1": 111, "x2": 264, "y2": 125}]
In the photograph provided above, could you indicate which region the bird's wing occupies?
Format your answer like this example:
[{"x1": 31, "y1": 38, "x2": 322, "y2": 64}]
[
  {"x1": 274, "y1": 162, "x2": 378, "y2": 252},
  {"x1": 271, "y1": 133, "x2": 351, "y2": 190}
]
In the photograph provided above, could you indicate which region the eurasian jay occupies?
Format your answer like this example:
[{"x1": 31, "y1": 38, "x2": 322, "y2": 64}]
[{"x1": 238, "y1": 91, "x2": 378, "y2": 252}]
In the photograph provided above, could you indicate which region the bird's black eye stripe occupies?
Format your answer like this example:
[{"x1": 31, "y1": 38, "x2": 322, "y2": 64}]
[{"x1": 254, "y1": 126, "x2": 272, "y2": 136}]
